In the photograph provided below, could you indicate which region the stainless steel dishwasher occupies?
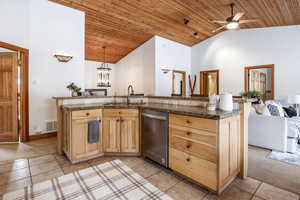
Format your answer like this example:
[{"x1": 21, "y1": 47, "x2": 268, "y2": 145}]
[{"x1": 141, "y1": 109, "x2": 169, "y2": 168}]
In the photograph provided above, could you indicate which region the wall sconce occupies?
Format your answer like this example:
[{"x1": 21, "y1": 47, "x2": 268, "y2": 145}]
[
  {"x1": 161, "y1": 69, "x2": 172, "y2": 74},
  {"x1": 54, "y1": 54, "x2": 73, "y2": 62}
]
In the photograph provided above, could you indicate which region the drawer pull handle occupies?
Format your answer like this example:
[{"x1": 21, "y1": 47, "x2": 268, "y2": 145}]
[
  {"x1": 186, "y1": 158, "x2": 190, "y2": 162},
  {"x1": 186, "y1": 144, "x2": 191, "y2": 149},
  {"x1": 186, "y1": 132, "x2": 191, "y2": 136}
]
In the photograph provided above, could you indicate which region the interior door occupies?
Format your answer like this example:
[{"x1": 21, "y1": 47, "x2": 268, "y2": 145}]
[{"x1": 0, "y1": 53, "x2": 18, "y2": 142}]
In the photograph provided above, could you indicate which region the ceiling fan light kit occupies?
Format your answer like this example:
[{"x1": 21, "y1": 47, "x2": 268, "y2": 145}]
[
  {"x1": 226, "y1": 22, "x2": 239, "y2": 30},
  {"x1": 211, "y1": 3, "x2": 258, "y2": 33}
]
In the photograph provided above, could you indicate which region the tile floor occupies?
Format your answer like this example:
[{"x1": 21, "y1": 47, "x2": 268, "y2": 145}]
[
  {"x1": 0, "y1": 138, "x2": 299, "y2": 200},
  {"x1": 0, "y1": 154, "x2": 299, "y2": 200}
]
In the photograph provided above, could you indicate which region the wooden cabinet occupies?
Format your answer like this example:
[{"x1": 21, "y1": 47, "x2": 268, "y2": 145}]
[
  {"x1": 63, "y1": 109, "x2": 103, "y2": 163},
  {"x1": 103, "y1": 109, "x2": 139, "y2": 153},
  {"x1": 169, "y1": 114, "x2": 240, "y2": 194}
]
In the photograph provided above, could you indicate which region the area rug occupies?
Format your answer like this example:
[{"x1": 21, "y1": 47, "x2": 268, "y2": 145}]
[
  {"x1": 267, "y1": 149, "x2": 300, "y2": 166},
  {"x1": 0, "y1": 159, "x2": 172, "y2": 200}
]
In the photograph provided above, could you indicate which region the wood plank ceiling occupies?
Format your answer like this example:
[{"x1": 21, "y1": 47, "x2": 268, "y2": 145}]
[{"x1": 50, "y1": 0, "x2": 300, "y2": 63}]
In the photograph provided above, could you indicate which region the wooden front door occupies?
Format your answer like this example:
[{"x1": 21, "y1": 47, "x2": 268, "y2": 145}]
[{"x1": 0, "y1": 53, "x2": 19, "y2": 142}]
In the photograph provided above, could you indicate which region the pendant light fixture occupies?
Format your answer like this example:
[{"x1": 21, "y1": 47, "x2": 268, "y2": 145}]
[{"x1": 97, "y1": 46, "x2": 112, "y2": 87}]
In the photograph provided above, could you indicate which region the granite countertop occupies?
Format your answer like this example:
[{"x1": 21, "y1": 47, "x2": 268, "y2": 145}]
[{"x1": 62, "y1": 103, "x2": 240, "y2": 120}]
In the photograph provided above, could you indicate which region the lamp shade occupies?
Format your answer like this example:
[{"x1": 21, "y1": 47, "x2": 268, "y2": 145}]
[{"x1": 288, "y1": 95, "x2": 300, "y2": 104}]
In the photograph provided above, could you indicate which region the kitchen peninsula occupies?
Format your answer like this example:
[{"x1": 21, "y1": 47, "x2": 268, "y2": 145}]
[{"x1": 53, "y1": 95, "x2": 250, "y2": 194}]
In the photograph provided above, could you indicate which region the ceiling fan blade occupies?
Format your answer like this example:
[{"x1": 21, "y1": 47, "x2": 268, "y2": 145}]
[
  {"x1": 212, "y1": 25, "x2": 226, "y2": 33},
  {"x1": 211, "y1": 20, "x2": 228, "y2": 24},
  {"x1": 239, "y1": 19, "x2": 259, "y2": 24},
  {"x1": 233, "y1": 12, "x2": 245, "y2": 21}
]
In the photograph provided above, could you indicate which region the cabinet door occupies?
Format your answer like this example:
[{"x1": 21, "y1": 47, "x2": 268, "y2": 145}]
[
  {"x1": 103, "y1": 117, "x2": 120, "y2": 152},
  {"x1": 71, "y1": 117, "x2": 102, "y2": 161},
  {"x1": 120, "y1": 116, "x2": 139, "y2": 153}
]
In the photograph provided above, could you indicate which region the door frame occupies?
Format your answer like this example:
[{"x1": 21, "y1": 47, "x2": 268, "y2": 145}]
[
  {"x1": 0, "y1": 41, "x2": 29, "y2": 142},
  {"x1": 244, "y1": 64, "x2": 274, "y2": 99},
  {"x1": 199, "y1": 70, "x2": 219, "y2": 95},
  {"x1": 172, "y1": 70, "x2": 186, "y2": 96}
]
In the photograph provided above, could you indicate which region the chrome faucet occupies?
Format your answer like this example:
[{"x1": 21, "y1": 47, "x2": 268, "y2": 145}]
[{"x1": 127, "y1": 85, "x2": 134, "y2": 104}]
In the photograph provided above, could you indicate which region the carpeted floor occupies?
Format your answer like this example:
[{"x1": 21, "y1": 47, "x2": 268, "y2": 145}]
[{"x1": 248, "y1": 145, "x2": 300, "y2": 195}]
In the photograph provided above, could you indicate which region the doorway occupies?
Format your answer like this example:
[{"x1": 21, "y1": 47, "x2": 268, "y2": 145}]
[
  {"x1": 200, "y1": 70, "x2": 219, "y2": 96},
  {"x1": 0, "y1": 41, "x2": 29, "y2": 142},
  {"x1": 172, "y1": 70, "x2": 186, "y2": 96},
  {"x1": 244, "y1": 64, "x2": 274, "y2": 100}
]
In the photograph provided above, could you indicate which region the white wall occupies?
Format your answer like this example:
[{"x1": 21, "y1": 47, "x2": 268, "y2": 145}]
[
  {"x1": 191, "y1": 25, "x2": 300, "y2": 99},
  {"x1": 84, "y1": 60, "x2": 116, "y2": 95},
  {"x1": 0, "y1": 0, "x2": 30, "y2": 48},
  {"x1": 115, "y1": 37, "x2": 156, "y2": 95},
  {"x1": 1, "y1": 0, "x2": 85, "y2": 135},
  {"x1": 114, "y1": 36, "x2": 191, "y2": 96},
  {"x1": 155, "y1": 36, "x2": 191, "y2": 96}
]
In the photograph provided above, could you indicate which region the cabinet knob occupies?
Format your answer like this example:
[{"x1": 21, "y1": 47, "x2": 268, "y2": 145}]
[
  {"x1": 186, "y1": 132, "x2": 191, "y2": 136},
  {"x1": 186, "y1": 144, "x2": 191, "y2": 149},
  {"x1": 86, "y1": 113, "x2": 90, "y2": 116},
  {"x1": 119, "y1": 111, "x2": 122, "y2": 114},
  {"x1": 186, "y1": 158, "x2": 190, "y2": 162},
  {"x1": 186, "y1": 120, "x2": 191, "y2": 124}
]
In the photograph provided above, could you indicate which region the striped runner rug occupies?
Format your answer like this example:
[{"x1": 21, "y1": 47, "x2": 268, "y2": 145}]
[{"x1": 1, "y1": 159, "x2": 172, "y2": 200}]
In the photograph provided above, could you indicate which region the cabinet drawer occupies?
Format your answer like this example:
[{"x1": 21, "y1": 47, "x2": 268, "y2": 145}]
[
  {"x1": 103, "y1": 109, "x2": 138, "y2": 117},
  {"x1": 169, "y1": 148, "x2": 217, "y2": 191},
  {"x1": 72, "y1": 109, "x2": 101, "y2": 119},
  {"x1": 170, "y1": 134, "x2": 217, "y2": 163},
  {"x1": 170, "y1": 125, "x2": 217, "y2": 146},
  {"x1": 169, "y1": 114, "x2": 218, "y2": 132}
]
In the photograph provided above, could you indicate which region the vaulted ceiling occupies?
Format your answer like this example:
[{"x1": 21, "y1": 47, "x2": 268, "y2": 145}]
[{"x1": 50, "y1": 0, "x2": 300, "y2": 63}]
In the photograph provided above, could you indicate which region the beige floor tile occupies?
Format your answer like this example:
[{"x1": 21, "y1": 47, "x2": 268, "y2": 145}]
[
  {"x1": 147, "y1": 170, "x2": 182, "y2": 192},
  {"x1": 166, "y1": 180, "x2": 208, "y2": 200},
  {"x1": 231, "y1": 177, "x2": 262, "y2": 194},
  {"x1": 251, "y1": 196, "x2": 264, "y2": 200},
  {"x1": 62, "y1": 162, "x2": 90, "y2": 174},
  {"x1": 54, "y1": 154, "x2": 72, "y2": 167},
  {"x1": 117, "y1": 156, "x2": 146, "y2": 168},
  {"x1": 0, "y1": 159, "x2": 28, "y2": 174},
  {"x1": 255, "y1": 183, "x2": 299, "y2": 200},
  {"x1": 29, "y1": 154, "x2": 56, "y2": 166},
  {"x1": 0, "y1": 177, "x2": 31, "y2": 195},
  {"x1": 88, "y1": 156, "x2": 117, "y2": 166},
  {"x1": 31, "y1": 168, "x2": 64, "y2": 184},
  {"x1": 30, "y1": 160, "x2": 60, "y2": 176},
  {"x1": 203, "y1": 186, "x2": 252, "y2": 200},
  {"x1": 132, "y1": 161, "x2": 162, "y2": 178},
  {"x1": 0, "y1": 168, "x2": 30, "y2": 185}
]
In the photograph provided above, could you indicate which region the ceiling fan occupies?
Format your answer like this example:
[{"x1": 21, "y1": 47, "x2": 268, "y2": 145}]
[{"x1": 212, "y1": 3, "x2": 258, "y2": 33}]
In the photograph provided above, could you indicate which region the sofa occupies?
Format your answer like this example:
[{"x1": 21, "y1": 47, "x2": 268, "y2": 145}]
[{"x1": 248, "y1": 100, "x2": 299, "y2": 153}]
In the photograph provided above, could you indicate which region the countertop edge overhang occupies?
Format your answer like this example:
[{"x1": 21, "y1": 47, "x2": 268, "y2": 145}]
[{"x1": 61, "y1": 103, "x2": 240, "y2": 120}]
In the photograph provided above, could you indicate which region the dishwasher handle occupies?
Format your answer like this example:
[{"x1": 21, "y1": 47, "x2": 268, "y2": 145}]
[{"x1": 142, "y1": 113, "x2": 167, "y2": 121}]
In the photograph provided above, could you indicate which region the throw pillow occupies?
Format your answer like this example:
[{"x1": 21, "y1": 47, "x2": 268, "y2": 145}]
[
  {"x1": 267, "y1": 104, "x2": 281, "y2": 116},
  {"x1": 265, "y1": 101, "x2": 285, "y2": 117},
  {"x1": 283, "y1": 106, "x2": 297, "y2": 118}
]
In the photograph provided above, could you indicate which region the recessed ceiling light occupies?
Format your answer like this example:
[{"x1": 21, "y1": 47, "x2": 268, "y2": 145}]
[{"x1": 193, "y1": 32, "x2": 200, "y2": 39}]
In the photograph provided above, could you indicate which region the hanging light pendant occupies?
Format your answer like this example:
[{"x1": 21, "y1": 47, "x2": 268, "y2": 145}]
[{"x1": 97, "y1": 46, "x2": 112, "y2": 87}]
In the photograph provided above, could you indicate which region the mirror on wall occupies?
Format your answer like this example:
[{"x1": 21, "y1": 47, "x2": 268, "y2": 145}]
[
  {"x1": 200, "y1": 70, "x2": 219, "y2": 96},
  {"x1": 172, "y1": 70, "x2": 186, "y2": 96},
  {"x1": 245, "y1": 65, "x2": 274, "y2": 100}
]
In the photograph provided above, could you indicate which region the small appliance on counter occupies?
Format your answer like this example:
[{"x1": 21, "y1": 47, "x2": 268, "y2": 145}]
[{"x1": 219, "y1": 93, "x2": 233, "y2": 111}]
